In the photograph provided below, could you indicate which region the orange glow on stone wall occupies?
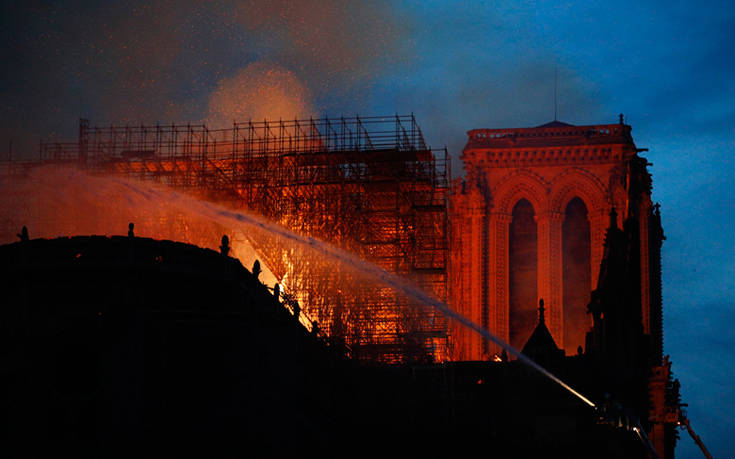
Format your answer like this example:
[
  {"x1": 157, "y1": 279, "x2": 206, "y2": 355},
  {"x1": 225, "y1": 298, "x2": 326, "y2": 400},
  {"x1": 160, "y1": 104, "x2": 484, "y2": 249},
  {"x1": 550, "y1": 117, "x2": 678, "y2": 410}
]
[{"x1": 449, "y1": 122, "x2": 652, "y2": 361}]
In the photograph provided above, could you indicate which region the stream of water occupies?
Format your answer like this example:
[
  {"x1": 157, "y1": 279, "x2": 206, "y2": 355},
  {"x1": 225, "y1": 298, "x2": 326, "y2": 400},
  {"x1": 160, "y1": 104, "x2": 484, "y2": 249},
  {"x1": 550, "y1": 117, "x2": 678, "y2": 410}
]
[{"x1": 1, "y1": 166, "x2": 596, "y2": 408}]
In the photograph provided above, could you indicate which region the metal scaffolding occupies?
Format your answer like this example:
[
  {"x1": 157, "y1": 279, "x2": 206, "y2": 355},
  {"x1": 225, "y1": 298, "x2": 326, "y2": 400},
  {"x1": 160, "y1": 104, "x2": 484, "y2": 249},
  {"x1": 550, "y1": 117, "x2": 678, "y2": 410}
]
[{"x1": 2, "y1": 115, "x2": 450, "y2": 363}]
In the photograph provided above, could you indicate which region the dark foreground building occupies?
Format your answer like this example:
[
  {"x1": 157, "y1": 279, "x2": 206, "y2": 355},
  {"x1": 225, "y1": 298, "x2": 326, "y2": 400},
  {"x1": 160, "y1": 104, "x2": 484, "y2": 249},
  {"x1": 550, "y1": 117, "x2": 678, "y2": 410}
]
[
  {"x1": 1, "y1": 233, "x2": 672, "y2": 458},
  {"x1": 0, "y1": 115, "x2": 693, "y2": 457}
]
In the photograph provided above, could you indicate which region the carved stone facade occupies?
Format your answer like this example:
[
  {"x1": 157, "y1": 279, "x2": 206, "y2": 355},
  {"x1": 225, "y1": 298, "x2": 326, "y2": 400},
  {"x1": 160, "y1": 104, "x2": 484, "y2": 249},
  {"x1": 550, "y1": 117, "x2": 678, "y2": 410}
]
[{"x1": 450, "y1": 119, "x2": 660, "y2": 360}]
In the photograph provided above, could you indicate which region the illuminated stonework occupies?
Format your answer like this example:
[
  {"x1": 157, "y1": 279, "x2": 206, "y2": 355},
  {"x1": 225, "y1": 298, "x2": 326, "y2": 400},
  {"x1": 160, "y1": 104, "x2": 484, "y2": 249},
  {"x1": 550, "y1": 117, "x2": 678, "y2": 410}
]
[{"x1": 450, "y1": 119, "x2": 660, "y2": 359}]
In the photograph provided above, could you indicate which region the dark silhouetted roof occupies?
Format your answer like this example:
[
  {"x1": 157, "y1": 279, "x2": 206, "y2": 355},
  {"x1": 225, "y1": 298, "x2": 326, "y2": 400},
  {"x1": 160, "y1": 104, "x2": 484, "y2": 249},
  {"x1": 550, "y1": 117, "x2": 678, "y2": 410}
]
[
  {"x1": 522, "y1": 299, "x2": 564, "y2": 362},
  {"x1": 536, "y1": 120, "x2": 575, "y2": 128},
  {"x1": 522, "y1": 319, "x2": 561, "y2": 356}
]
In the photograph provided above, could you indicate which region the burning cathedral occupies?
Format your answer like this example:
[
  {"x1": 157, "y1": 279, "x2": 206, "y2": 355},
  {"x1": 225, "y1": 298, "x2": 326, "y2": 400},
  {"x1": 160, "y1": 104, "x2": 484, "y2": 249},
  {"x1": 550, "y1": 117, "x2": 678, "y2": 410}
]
[{"x1": 0, "y1": 115, "x2": 697, "y2": 457}]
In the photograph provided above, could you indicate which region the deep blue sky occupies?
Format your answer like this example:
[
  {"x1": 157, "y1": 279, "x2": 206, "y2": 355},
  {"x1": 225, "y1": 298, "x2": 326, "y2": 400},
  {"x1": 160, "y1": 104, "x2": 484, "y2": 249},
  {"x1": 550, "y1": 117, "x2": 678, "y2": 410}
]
[{"x1": 3, "y1": 1, "x2": 734, "y2": 456}]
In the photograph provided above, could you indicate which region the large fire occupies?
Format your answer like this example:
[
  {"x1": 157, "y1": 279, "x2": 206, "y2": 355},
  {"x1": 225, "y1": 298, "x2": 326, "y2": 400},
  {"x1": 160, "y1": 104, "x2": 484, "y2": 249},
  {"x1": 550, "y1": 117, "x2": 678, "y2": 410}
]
[
  {"x1": 0, "y1": 165, "x2": 276, "y2": 284},
  {"x1": 0, "y1": 159, "x2": 448, "y2": 364}
]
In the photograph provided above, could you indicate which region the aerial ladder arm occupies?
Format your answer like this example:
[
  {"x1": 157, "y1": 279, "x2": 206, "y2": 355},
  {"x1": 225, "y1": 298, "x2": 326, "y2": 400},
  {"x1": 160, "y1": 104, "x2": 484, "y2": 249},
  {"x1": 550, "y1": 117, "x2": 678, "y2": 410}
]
[{"x1": 678, "y1": 409, "x2": 713, "y2": 459}]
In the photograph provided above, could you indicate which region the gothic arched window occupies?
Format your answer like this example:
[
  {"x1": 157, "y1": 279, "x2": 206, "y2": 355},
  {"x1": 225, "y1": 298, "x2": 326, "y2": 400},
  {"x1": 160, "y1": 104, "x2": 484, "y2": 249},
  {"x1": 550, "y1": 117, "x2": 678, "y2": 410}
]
[
  {"x1": 562, "y1": 197, "x2": 591, "y2": 353},
  {"x1": 509, "y1": 198, "x2": 538, "y2": 350}
]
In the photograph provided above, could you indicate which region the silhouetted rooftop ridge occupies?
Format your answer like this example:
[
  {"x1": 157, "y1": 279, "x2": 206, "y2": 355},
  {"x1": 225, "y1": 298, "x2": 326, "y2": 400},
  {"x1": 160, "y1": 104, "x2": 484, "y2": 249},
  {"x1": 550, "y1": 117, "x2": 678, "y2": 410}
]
[{"x1": 536, "y1": 120, "x2": 574, "y2": 128}]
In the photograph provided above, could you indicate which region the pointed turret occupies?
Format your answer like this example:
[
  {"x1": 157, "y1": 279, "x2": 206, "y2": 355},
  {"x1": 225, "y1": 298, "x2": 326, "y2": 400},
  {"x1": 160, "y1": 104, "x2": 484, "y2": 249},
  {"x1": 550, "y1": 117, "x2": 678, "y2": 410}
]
[{"x1": 521, "y1": 299, "x2": 565, "y2": 365}]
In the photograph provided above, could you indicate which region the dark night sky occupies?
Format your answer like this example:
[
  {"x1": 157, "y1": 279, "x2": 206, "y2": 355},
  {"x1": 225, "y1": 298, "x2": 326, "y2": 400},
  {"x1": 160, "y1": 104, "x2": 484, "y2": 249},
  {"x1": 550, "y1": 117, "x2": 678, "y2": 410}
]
[{"x1": 2, "y1": 1, "x2": 734, "y2": 456}]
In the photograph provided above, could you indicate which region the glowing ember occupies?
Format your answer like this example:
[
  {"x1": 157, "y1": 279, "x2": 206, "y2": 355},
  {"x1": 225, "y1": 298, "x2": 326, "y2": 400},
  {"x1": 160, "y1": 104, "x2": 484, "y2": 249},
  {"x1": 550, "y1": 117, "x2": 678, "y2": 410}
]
[{"x1": 206, "y1": 62, "x2": 314, "y2": 127}]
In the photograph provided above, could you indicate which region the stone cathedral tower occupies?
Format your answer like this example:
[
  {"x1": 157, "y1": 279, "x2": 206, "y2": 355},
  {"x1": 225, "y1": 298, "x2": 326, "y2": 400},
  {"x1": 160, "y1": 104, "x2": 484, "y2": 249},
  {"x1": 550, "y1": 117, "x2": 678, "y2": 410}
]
[{"x1": 450, "y1": 117, "x2": 663, "y2": 361}]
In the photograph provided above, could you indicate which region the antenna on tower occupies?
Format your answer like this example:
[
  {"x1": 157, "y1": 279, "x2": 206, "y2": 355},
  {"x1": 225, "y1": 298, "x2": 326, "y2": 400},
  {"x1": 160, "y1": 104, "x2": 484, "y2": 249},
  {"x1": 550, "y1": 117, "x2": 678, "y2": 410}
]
[{"x1": 554, "y1": 66, "x2": 558, "y2": 121}]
